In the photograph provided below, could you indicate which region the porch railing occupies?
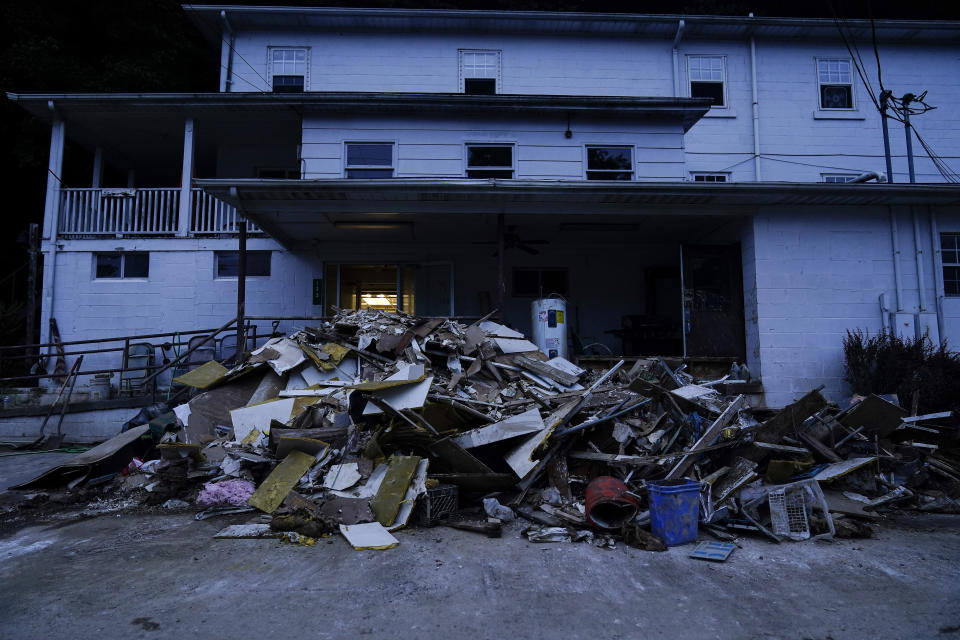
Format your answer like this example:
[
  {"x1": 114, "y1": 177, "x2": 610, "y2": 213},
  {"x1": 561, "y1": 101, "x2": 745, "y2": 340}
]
[
  {"x1": 57, "y1": 188, "x2": 260, "y2": 237},
  {"x1": 59, "y1": 188, "x2": 180, "y2": 235},
  {"x1": 190, "y1": 189, "x2": 260, "y2": 235}
]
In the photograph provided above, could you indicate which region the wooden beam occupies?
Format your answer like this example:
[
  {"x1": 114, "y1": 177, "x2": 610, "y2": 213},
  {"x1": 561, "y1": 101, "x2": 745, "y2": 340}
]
[{"x1": 665, "y1": 394, "x2": 745, "y2": 480}]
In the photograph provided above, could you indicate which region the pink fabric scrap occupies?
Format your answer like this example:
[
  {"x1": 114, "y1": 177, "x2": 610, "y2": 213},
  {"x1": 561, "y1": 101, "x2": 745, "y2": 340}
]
[{"x1": 196, "y1": 478, "x2": 256, "y2": 507}]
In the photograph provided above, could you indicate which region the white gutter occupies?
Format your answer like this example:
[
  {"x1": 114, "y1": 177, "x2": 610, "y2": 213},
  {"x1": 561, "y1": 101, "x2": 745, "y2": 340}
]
[
  {"x1": 672, "y1": 20, "x2": 685, "y2": 97},
  {"x1": 890, "y1": 207, "x2": 904, "y2": 312},
  {"x1": 749, "y1": 32, "x2": 761, "y2": 181},
  {"x1": 913, "y1": 207, "x2": 928, "y2": 312},
  {"x1": 929, "y1": 206, "x2": 946, "y2": 337},
  {"x1": 219, "y1": 10, "x2": 235, "y2": 92}
]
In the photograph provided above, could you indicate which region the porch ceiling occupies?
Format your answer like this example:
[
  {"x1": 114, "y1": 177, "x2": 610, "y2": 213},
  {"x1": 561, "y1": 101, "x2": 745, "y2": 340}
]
[{"x1": 195, "y1": 178, "x2": 960, "y2": 250}]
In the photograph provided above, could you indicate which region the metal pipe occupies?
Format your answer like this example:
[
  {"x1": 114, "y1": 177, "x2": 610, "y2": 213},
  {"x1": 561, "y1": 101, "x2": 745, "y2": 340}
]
[
  {"x1": 902, "y1": 100, "x2": 916, "y2": 183},
  {"x1": 219, "y1": 10, "x2": 235, "y2": 92},
  {"x1": 671, "y1": 19, "x2": 686, "y2": 96},
  {"x1": 929, "y1": 206, "x2": 946, "y2": 339},
  {"x1": 889, "y1": 207, "x2": 904, "y2": 312},
  {"x1": 912, "y1": 207, "x2": 927, "y2": 312},
  {"x1": 749, "y1": 35, "x2": 761, "y2": 181}
]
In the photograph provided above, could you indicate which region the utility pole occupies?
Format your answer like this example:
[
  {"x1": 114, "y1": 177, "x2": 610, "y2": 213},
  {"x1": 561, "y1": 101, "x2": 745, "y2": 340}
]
[
  {"x1": 901, "y1": 93, "x2": 917, "y2": 183},
  {"x1": 879, "y1": 91, "x2": 894, "y2": 183}
]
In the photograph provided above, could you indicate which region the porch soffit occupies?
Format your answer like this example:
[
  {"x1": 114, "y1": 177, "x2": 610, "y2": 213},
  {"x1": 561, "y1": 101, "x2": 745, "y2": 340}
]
[{"x1": 195, "y1": 179, "x2": 960, "y2": 249}]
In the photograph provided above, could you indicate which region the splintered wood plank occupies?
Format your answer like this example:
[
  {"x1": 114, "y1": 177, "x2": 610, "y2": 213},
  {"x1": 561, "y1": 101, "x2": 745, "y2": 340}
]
[
  {"x1": 370, "y1": 455, "x2": 421, "y2": 527},
  {"x1": 247, "y1": 450, "x2": 316, "y2": 514},
  {"x1": 665, "y1": 395, "x2": 745, "y2": 480}
]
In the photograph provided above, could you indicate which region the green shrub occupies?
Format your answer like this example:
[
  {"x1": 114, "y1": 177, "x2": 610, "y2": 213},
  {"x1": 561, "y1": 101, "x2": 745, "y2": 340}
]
[{"x1": 842, "y1": 329, "x2": 960, "y2": 414}]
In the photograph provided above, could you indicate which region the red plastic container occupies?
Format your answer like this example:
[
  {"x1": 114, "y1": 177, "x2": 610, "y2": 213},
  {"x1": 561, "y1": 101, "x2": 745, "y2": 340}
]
[{"x1": 585, "y1": 476, "x2": 639, "y2": 529}]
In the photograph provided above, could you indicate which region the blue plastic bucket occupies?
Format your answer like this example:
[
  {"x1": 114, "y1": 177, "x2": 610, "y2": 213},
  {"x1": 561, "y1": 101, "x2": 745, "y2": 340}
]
[{"x1": 648, "y1": 479, "x2": 701, "y2": 546}]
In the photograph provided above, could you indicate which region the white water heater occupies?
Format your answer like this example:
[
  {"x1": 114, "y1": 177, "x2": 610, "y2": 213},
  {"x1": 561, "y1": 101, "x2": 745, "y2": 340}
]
[{"x1": 531, "y1": 297, "x2": 568, "y2": 359}]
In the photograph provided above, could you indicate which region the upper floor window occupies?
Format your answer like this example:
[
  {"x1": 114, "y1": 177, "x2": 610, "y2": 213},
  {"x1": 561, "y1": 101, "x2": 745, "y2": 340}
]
[
  {"x1": 822, "y1": 173, "x2": 857, "y2": 183},
  {"x1": 345, "y1": 143, "x2": 394, "y2": 179},
  {"x1": 817, "y1": 59, "x2": 853, "y2": 109},
  {"x1": 216, "y1": 251, "x2": 271, "y2": 278},
  {"x1": 460, "y1": 50, "x2": 500, "y2": 95},
  {"x1": 586, "y1": 146, "x2": 633, "y2": 181},
  {"x1": 466, "y1": 144, "x2": 513, "y2": 178},
  {"x1": 95, "y1": 252, "x2": 149, "y2": 279},
  {"x1": 270, "y1": 48, "x2": 308, "y2": 93},
  {"x1": 691, "y1": 172, "x2": 728, "y2": 183},
  {"x1": 941, "y1": 233, "x2": 960, "y2": 296},
  {"x1": 688, "y1": 55, "x2": 725, "y2": 107}
]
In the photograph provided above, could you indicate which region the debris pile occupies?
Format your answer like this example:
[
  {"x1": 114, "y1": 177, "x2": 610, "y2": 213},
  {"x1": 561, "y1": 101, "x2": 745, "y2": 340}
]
[{"x1": 9, "y1": 309, "x2": 959, "y2": 552}]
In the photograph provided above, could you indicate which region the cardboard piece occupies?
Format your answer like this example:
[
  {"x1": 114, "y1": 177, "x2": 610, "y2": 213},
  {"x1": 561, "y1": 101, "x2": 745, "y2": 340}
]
[
  {"x1": 230, "y1": 398, "x2": 296, "y2": 443},
  {"x1": 451, "y1": 407, "x2": 544, "y2": 449},
  {"x1": 339, "y1": 522, "x2": 399, "y2": 550},
  {"x1": 247, "y1": 450, "x2": 316, "y2": 513}
]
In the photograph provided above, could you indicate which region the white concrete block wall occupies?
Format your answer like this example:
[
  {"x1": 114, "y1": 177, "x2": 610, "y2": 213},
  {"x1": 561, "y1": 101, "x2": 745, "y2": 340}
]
[
  {"x1": 749, "y1": 204, "x2": 960, "y2": 407},
  {"x1": 300, "y1": 115, "x2": 686, "y2": 180}
]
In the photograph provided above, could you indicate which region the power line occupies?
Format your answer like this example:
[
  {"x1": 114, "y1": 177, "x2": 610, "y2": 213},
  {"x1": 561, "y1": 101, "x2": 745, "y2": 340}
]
[{"x1": 182, "y1": 5, "x2": 271, "y2": 92}]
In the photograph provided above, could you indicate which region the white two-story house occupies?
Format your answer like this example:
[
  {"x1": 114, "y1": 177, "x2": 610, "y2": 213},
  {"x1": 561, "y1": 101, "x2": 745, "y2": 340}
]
[{"x1": 6, "y1": 6, "x2": 960, "y2": 408}]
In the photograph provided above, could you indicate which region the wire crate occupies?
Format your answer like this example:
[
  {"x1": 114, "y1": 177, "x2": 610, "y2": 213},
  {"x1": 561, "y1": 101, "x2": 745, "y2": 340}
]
[
  {"x1": 768, "y1": 486, "x2": 809, "y2": 541},
  {"x1": 413, "y1": 483, "x2": 459, "y2": 526}
]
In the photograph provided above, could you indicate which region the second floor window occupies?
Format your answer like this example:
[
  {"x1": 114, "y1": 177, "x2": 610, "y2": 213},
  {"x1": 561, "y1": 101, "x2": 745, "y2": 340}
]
[
  {"x1": 688, "y1": 55, "x2": 725, "y2": 107},
  {"x1": 460, "y1": 49, "x2": 500, "y2": 95},
  {"x1": 345, "y1": 143, "x2": 394, "y2": 178},
  {"x1": 271, "y1": 48, "x2": 307, "y2": 93},
  {"x1": 942, "y1": 233, "x2": 960, "y2": 296},
  {"x1": 692, "y1": 172, "x2": 728, "y2": 183},
  {"x1": 822, "y1": 174, "x2": 857, "y2": 183},
  {"x1": 586, "y1": 146, "x2": 633, "y2": 181},
  {"x1": 817, "y1": 59, "x2": 853, "y2": 109},
  {"x1": 466, "y1": 144, "x2": 513, "y2": 178}
]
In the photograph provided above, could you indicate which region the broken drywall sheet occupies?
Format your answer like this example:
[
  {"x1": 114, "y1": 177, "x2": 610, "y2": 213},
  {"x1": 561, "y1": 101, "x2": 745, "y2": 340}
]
[
  {"x1": 452, "y1": 407, "x2": 544, "y2": 449},
  {"x1": 322, "y1": 462, "x2": 362, "y2": 491},
  {"x1": 813, "y1": 457, "x2": 878, "y2": 482},
  {"x1": 388, "y1": 458, "x2": 430, "y2": 532},
  {"x1": 331, "y1": 464, "x2": 387, "y2": 499},
  {"x1": 247, "y1": 450, "x2": 316, "y2": 513},
  {"x1": 479, "y1": 321, "x2": 524, "y2": 339},
  {"x1": 250, "y1": 337, "x2": 307, "y2": 376},
  {"x1": 339, "y1": 522, "x2": 399, "y2": 550},
  {"x1": 172, "y1": 360, "x2": 229, "y2": 389},
  {"x1": 361, "y1": 364, "x2": 433, "y2": 415},
  {"x1": 493, "y1": 337, "x2": 541, "y2": 354},
  {"x1": 230, "y1": 398, "x2": 296, "y2": 443}
]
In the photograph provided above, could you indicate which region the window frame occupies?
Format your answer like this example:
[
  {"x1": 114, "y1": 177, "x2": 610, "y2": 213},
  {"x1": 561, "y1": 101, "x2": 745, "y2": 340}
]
[
  {"x1": 465, "y1": 143, "x2": 515, "y2": 179},
  {"x1": 822, "y1": 173, "x2": 858, "y2": 183},
  {"x1": 267, "y1": 46, "x2": 310, "y2": 92},
  {"x1": 215, "y1": 251, "x2": 272, "y2": 279},
  {"x1": 584, "y1": 145, "x2": 635, "y2": 181},
  {"x1": 343, "y1": 142, "x2": 396, "y2": 179},
  {"x1": 815, "y1": 57, "x2": 855, "y2": 111},
  {"x1": 459, "y1": 49, "x2": 501, "y2": 94},
  {"x1": 690, "y1": 172, "x2": 730, "y2": 183},
  {"x1": 687, "y1": 54, "x2": 727, "y2": 109},
  {"x1": 941, "y1": 232, "x2": 960, "y2": 297},
  {"x1": 93, "y1": 252, "x2": 149, "y2": 280}
]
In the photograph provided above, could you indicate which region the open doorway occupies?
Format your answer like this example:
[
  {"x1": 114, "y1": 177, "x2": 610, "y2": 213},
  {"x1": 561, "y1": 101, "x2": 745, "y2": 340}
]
[{"x1": 322, "y1": 263, "x2": 453, "y2": 317}]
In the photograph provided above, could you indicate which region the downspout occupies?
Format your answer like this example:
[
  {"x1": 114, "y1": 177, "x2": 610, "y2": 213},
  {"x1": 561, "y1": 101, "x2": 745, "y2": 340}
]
[
  {"x1": 929, "y1": 205, "x2": 945, "y2": 339},
  {"x1": 912, "y1": 207, "x2": 928, "y2": 313},
  {"x1": 749, "y1": 33, "x2": 761, "y2": 181},
  {"x1": 890, "y1": 207, "x2": 904, "y2": 313},
  {"x1": 220, "y1": 10, "x2": 235, "y2": 93},
  {"x1": 671, "y1": 20, "x2": 685, "y2": 97}
]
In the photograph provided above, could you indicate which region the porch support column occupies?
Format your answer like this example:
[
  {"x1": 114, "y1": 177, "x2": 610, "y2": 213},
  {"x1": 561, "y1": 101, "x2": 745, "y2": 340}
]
[
  {"x1": 497, "y1": 213, "x2": 506, "y2": 322},
  {"x1": 91, "y1": 147, "x2": 103, "y2": 188},
  {"x1": 232, "y1": 187, "x2": 247, "y2": 360},
  {"x1": 178, "y1": 118, "x2": 195, "y2": 237},
  {"x1": 39, "y1": 106, "x2": 65, "y2": 346}
]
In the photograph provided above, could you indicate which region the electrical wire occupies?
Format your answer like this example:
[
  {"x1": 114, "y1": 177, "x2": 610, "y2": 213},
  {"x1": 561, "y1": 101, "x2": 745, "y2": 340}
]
[{"x1": 181, "y1": 5, "x2": 271, "y2": 92}]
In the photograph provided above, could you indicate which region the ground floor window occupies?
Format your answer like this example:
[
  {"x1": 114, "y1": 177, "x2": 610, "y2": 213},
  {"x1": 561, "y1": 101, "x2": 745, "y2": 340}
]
[
  {"x1": 942, "y1": 233, "x2": 960, "y2": 296},
  {"x1": 216, "y1": 251, "x2": 271, "y2": 278},
  {"x1": 94, "y1": 252, "x2": 148, "y2": 279}
]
